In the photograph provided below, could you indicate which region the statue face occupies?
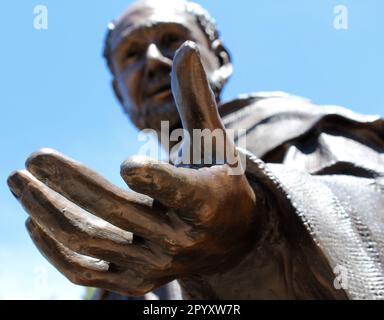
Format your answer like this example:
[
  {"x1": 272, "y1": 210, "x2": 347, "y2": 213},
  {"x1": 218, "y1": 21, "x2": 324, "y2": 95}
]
[{"x1": 108, "y1": 1, "x2": 223, "y2": 132}]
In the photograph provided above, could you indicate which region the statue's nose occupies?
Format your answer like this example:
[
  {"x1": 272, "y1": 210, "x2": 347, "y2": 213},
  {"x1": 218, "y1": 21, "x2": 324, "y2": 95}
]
[{"x1": 145, "y1": 43, "x2": 172, "y2": 78}]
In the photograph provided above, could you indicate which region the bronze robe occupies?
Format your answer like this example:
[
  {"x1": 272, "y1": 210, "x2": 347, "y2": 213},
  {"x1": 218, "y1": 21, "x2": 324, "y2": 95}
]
[{"x1": 102, "y1": 91, "x2": 384, "y2": 299}]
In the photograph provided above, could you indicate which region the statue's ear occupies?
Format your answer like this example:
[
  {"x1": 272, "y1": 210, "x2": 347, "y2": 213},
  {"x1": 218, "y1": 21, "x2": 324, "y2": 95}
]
[
  {"x1": 211, "y1": 40, "x2": 233, "y2": 88},
  {"x1": 112, "y1": 79, "x2": 124, "y2": 105},
  {"x1": 212, "y1": 40, "x2": 231, "y2": 67}
]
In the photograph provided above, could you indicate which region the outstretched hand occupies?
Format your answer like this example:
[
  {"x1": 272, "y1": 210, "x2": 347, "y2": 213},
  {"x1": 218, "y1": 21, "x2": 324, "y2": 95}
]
[{"x1": 7, "y1": 42, "x2": 258, "y2": 296}]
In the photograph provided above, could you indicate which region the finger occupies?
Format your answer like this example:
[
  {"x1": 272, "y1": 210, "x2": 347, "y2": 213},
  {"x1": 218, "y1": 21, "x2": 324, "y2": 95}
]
[
  {"x1": 26, "y1": 218, "x2": 157, "y2": 296},
  {"x1": 172, "y1": 41, "x2": 224, "y2": 134},
  {"x1": 8, "y1": 170, "x2": 168, "y2": 264},
  {"x1": 121, "y1": 155, "x2": 210, "y2": 214},
  {"x1": 171, "y1": 41, "x2": 238, "y2": 166},
  {"x1": 24, "y1": 148, "x2": 174, "y2": 237}
]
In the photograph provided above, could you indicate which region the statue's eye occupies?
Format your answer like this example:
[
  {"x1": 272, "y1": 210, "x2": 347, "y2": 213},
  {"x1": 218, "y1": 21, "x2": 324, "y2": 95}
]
[
  {"x1": 125, "y1": 46, "x2": 144, "y2": 63},
  {"x1": 161, "y1": 34, "x2": 183, "y2": 50}
]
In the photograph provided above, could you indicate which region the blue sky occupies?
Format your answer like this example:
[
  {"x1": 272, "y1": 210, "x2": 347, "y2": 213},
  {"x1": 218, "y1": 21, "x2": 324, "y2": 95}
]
[{"x1": 0, "y1": 0, "x2": 383, "y2": 299}]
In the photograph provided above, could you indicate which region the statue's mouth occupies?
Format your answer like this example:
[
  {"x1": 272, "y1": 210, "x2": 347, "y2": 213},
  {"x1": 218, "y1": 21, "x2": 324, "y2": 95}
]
[
  {"x1": 152, "y1": 87, "x2": 172, "y2": 101},
  {"x1": 145, "y1": 82, "x2": 172, "y2": 102},
  {"x1": 137, "y1": 81, "x2": 176, "y2": 118}
]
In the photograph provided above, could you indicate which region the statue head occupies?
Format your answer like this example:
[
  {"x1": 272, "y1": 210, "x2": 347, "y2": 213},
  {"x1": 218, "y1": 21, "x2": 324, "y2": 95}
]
[{"x1": 103, "y1": 0, "x2": 232, "y2": 133}]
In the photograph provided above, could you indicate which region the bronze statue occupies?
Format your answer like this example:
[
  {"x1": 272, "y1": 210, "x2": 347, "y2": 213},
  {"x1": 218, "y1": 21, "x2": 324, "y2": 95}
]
[{"x1": 7, "y1": 0, "x2": 384, "y2": 299}]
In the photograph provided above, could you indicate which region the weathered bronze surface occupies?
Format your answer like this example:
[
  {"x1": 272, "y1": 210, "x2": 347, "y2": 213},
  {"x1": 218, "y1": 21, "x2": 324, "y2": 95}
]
[{"x1": 7, "y1": 0, "x2": 384, "y2": 299}]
